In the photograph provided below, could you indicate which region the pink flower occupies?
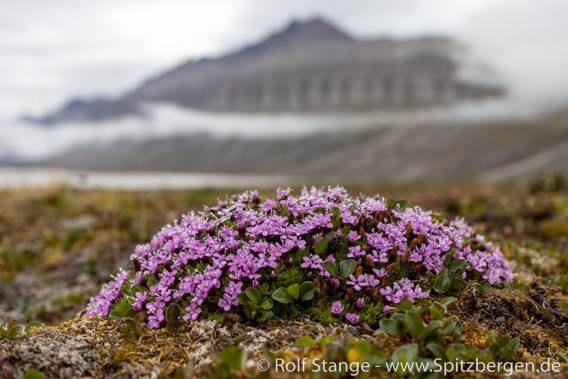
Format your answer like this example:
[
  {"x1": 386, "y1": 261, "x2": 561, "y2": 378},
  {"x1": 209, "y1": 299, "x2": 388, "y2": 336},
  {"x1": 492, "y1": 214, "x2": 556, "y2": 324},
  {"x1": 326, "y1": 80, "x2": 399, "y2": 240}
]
[
  {"x1": 347, "y1": 246, "x2": 365, "y2": 258},
  {"x1": 331, "y1": 301, "x2": 344, "y2": 315},
  {"x1": 348, "y1": 230, "x2": 361, "y2": 243},
  {"x1": 261, "y1": 199, "x2": 277, "y2": 212},
  {"x1": 183, "y1": 302, "x2": 202, "y2": 321},
  {"x1": 345, "y1": 313, "x2": 360, "y2": 325}
]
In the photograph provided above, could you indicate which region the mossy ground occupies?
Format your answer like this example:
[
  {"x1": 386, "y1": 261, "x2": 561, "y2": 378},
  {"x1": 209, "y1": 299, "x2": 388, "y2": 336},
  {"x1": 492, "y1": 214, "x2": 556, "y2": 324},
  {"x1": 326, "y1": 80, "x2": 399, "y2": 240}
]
[
  {"x1": 1, "y1": 176, "x2": 568, "y2": 377},
  {"x1": 2, "y1": 286, "x2": 565, "y2": 378}
]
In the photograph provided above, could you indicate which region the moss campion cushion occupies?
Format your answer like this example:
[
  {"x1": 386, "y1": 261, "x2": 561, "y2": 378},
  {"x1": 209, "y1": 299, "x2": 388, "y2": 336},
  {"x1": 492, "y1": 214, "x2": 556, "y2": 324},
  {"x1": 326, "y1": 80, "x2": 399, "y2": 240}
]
[{"x1": 84, "y1": 187, "x2": 513, "y2": 328}]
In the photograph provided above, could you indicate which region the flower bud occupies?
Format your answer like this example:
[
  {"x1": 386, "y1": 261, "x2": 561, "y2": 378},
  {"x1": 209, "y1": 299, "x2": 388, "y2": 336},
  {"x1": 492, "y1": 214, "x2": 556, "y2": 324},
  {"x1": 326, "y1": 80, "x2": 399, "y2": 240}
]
[
  {"x1": 345, "y1": 288, "x2": 354, "y2": 302},
  {"x1": 413, "y1": 265, "x2": 422, "y2": 275},
  {"x1": 366, "y1": 255, "x2": 376, "y2": 268},
  {"x1": 409, "y1": 238, "x2": 418, "y2": 249}
]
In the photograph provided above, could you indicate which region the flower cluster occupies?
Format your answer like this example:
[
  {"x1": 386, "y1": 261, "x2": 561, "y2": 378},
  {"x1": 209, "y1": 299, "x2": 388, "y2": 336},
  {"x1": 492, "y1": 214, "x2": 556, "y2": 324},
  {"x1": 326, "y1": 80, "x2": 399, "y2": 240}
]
[
  {"x1": 84, "y1": 187, "x2": 514, "y2": 328},
  {"x1": 83, "y1": 269, "x2": 129, "y2": 318},
  {"x1": 379, "y1": 278, "x2": 429, "y2": 303}
]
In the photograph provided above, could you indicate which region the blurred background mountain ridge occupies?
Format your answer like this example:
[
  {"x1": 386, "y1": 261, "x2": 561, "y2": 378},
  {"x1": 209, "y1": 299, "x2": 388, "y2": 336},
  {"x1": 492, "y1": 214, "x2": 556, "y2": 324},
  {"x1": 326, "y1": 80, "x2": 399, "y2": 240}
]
[{"x1": 30, "y1": 17, "x2": 503, "y2": 125}]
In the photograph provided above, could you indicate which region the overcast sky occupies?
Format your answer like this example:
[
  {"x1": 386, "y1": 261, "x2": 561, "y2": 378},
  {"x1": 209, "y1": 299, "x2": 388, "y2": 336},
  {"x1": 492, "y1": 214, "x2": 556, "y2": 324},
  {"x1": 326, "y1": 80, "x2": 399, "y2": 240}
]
[{"x1": 1, "y1": 0, "x2": 568, "y2": 120}]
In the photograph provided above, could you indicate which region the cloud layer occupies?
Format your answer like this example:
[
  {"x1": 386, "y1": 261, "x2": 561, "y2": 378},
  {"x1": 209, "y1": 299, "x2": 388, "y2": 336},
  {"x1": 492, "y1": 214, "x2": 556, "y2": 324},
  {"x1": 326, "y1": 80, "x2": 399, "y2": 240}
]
[{"x1": 1, "y1": 0, "x2": 567, "y2": 122}]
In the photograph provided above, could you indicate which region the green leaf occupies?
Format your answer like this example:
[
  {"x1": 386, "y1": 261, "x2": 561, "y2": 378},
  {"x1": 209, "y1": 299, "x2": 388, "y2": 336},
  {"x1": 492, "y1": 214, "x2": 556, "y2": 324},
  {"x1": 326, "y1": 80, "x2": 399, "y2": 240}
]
[
  {"x1": 287, "y1": 283, "x2": 300, "y2": 300},
  {"x1": 392, "y1": 200, "x2": 409, "y2": 212},
  {"x1": 259, "y1": 298, "x2": 273, "y2": 310},
  {"x1": 340, "y1": 259, "x2": 357, "y2": 277},
  {"x1": 220, "y1": 347, "x2": 245, "y2": 373},
  {"x1": 391, "y1": 344, "x2": 418, "y2": 374},
  {"x1": 166, "y1": 303, "x2": 181, "y2": 322},
  {"x1": 272, "y1": 288, "x2": 294, "y2": 304},
  {"x1": 22, "y1": 369, "x2": 47, "y2": 379},
  {"x1": 501, "y1": 346, "x2": 516, "y2": 362},
  {"x1": 323, "y1": 260, "x2": 339, "y2": 278},
  {"x1": 388, "y1": 199, "x2": 409, "y2": 212},
  {"x1": 7, "y1": 320, "x2": 17, "y2": 329},
  {"x1": 124, "y1": 318, "x2": 137, "y2": 332},
  {"x1": 243, "y1": 302, "x2": 261, "y2": 319},
  {"x1": 245, "y1": 287, "x2": 262, "y2": 304},
  {"x1": 380, "y1": 319, "x2": 398, "y2": 336},
  {"x1": 447, "y1": 259, "x2": 467, "y2": 278},
  {"x1": 396, "y1": 320, "x2": 408, "y2": 335},
  {"x1": 451, "y1": 278, "x2": 467, "y2": 291},
  {"x1": 495, "y1": 334, "x2": 511, "y2": 349},
  {"x1": 415, "y1": 298, "x2": 431, "y2": 307},
  {"x1": 394, "y1": 300, "x2": 414, "y2": 312},
  {"x1": 24, "y1": 321, "x2": 44, "y2": 333},
  {"x1": 313, "y1": 335, "x2": 323, "y2": 345},
  {"x1": 110, "y1": 299, "x2": 137, "y2": 320},
  {"x1": 433, "y1": 275, "x2": 451, "y2": 293},
  {"x1": 266, "y1": 350, "x2": 277, "y2": 365},
  {"x1": 125, "y1": 307, "x2": 137, "y2": 318},
  {"x1": 427, "y1": 343, "x2": 447, "y2": 361},
  {"x1": 315, "y1": 238, "x2": 329, "y2": 255},
  {"x1": 299, "y1": 282, "x2": 314, "y2": 301},
  {"x1": 429, "y1": 305, "x2": 444, "y2": 320},
  {"x1": 6, "y1": 325, "x2": 23, "y2": 340},
  {"x1": 495, "y1": 317, "x2": 506, "y2": 323},
  {"x1": 256, "y1": 311, "x2": 269, "y2": 321},
  {"x1": 439, "y1": 297, "x2": 457, "y2": 308},
  {"x1": 236, "y1": 292, "x2": 249, "y2": 306},
  {"x1": 371, "y1": 350, "x2": 388, "y2": 367},
  {"x1": 406, "y1": 312, "x2": 425, "y2": 338},
  {"x1": 445, "y1": 343, "x2": 468, "y2": 361},
  {"x1": 354, "y1": 340, "x2": 373, "y2": 356},
  {"x1": 418, "y1": 320, "x2": 443, "y2": 340},
  {"x1": 508, "y1": 337, "x2": 520, "y2": 355},
  {"x1": 166, "y1": 321, "x2": 184, "y2": 330},
  {"x1": 441, "y1": 318, "x2": 458, "y2": 335},
  {"x1": 475, "y1": 281, "x2": 490, "y2": 294},
  {"x1": 391, "y1": 313, "x2": 405, "y2": 322},
  {"x1": 288, "y1": 307, "x2": 299, "y2": 320},
  {"x1": 561, "y1": 302, "x2": 568, "y2": 315},
  {"x1": 296, "y1": 335, "x2": 315, "y2": 348},
  {"x1": 557, "y1": 351, "x2": 568, "y2": 364}
]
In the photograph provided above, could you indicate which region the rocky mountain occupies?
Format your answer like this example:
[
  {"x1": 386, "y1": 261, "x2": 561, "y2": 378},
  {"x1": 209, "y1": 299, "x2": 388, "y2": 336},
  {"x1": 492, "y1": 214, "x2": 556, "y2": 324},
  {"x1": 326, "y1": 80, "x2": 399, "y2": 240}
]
[
  {"x1": 25, "y1": 98, "x2": 142, "y2": 125},
  {"x1": 32, "y1": 17, "x2": 503, "y2": 125}
]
